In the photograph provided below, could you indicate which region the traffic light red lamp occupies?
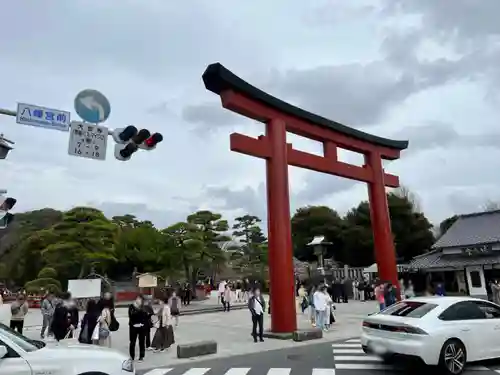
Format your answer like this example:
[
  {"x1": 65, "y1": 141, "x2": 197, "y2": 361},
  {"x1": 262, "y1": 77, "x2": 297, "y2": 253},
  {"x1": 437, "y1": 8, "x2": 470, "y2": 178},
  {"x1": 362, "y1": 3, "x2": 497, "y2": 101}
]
[{"x1": 113, "y1": 126, "x2": 163, "y2": 161}]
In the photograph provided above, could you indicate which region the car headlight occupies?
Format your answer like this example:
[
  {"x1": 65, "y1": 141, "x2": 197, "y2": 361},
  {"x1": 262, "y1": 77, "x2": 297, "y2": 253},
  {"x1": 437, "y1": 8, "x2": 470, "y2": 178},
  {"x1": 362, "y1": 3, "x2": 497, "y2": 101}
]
[{"x1": 122, "y1": 359, "x2": 134, "y2": 372}]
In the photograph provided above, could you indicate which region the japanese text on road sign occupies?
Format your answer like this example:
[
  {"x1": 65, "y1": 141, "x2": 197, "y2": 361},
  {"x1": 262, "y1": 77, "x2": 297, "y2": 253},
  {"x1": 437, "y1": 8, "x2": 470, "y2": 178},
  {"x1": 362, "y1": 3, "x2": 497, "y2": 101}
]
[
  {"x1": 68, "y1": 121, "x2": 108, "y2": 161},
  {"x1": 16, "y1": 103, "x2": 70, "y2": 132}
]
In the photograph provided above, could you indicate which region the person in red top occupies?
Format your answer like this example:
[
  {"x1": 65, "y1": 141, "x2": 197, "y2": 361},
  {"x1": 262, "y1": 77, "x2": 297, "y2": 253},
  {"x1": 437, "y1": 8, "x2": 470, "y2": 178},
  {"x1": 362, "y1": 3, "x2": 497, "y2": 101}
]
[{"x1": 374, "y1": 282, "x2": 386, "y2": 311}]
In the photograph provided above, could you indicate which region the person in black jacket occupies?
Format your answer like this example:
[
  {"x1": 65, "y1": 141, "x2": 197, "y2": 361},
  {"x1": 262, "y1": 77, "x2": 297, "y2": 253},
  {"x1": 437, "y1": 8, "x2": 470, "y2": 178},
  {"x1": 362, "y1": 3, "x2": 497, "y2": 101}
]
[
  {"x1": 128, "y1": 295, "x2": 148, "y2": 361},
  {"x1": 248, "y1": 288, "x2": 266, "y2": 343},
  {"x1": 79, "y1": 299, "x2": 100, "y2": 344},
  {"x1": 143, "y1": 297, "x2": 155, "y2": 350},
  {"x1": 51, "y1": 292, "x2": 79, "y2": 341}
]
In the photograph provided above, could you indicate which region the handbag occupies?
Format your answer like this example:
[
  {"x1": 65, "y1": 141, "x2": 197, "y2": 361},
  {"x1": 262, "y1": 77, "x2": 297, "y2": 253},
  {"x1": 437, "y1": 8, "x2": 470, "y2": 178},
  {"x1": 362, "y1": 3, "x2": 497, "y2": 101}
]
[
  {"x1": 99, "y1": 326, "x2": 110, "y2": 340},
  {"x1": 109, "y1": 312, "x2": 119, "y2": 332},
  {"x1": 91, "y1": 324, "x2": 99, "y2": 341},
  {"x1": 78, "y1": 324, "x2": 89, "y2": 343}
]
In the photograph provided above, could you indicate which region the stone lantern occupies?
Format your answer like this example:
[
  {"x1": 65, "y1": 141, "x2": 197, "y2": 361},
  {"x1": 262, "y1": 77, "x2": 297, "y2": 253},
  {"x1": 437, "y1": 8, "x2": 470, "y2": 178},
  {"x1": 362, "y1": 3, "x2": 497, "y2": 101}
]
[{"x1": 307, "y1": 235, "x2": 332, "y2": 285}]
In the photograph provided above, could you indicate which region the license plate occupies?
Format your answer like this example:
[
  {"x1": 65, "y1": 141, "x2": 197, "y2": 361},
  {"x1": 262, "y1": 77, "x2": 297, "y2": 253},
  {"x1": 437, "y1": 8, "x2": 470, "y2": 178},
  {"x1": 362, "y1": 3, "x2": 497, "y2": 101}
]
[{"x1": 368, "y1": 341, "x2": 387, "y2": 355}]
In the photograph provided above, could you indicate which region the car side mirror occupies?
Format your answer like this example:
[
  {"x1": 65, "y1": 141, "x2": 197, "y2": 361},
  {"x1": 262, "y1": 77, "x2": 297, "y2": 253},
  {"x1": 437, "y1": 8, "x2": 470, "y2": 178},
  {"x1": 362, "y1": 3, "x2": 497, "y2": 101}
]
[{"x1": 0, "y1": 345, "x2": 8, "y2": 359}]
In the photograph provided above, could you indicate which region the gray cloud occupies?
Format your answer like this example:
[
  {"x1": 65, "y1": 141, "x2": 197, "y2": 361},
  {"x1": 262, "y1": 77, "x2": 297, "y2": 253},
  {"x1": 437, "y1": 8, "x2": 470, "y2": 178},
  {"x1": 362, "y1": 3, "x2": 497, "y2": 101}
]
[
  {"x1": 182, "y1": 103, "x2": 242, "y2": 129},
  {"x1": 1, "y1": 1, "x2": 500, "y2": 231}
]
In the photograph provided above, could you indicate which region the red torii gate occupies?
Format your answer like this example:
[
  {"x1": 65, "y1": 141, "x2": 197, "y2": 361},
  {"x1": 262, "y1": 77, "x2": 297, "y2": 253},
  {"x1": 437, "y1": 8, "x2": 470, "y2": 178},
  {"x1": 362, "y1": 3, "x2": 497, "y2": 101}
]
[{"x1": 202, "y1": 63, "x2": 409, "y2": 333}]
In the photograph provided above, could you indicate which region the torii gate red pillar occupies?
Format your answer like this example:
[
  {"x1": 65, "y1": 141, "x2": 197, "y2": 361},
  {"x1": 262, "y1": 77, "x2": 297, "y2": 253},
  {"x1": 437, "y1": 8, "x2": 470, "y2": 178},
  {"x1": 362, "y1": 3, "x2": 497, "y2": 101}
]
[{"x1": 202, "y1": 63, "x2": 408, "y2": 333}]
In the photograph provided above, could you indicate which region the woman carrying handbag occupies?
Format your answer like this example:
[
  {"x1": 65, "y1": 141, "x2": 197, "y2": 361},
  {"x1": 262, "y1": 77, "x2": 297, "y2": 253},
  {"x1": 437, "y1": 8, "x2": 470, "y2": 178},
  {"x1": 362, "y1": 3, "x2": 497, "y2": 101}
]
[{"x1": 151, "y1": 299, "x2": 175, "y2": 353}]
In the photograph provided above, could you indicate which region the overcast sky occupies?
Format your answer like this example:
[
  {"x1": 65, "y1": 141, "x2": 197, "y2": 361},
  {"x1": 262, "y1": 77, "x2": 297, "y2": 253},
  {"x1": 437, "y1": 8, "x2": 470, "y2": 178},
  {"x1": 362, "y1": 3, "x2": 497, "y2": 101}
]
[{"x1": 1, "y1": 0, "x2": 499, "y2": 229}]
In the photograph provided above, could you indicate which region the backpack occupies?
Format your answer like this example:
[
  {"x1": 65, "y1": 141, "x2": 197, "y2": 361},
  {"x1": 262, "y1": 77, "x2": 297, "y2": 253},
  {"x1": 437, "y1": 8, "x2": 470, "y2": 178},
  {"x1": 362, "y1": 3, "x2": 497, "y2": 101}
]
[{"x1": 109, "y1": 311, "x2": 119, "y2": 332}]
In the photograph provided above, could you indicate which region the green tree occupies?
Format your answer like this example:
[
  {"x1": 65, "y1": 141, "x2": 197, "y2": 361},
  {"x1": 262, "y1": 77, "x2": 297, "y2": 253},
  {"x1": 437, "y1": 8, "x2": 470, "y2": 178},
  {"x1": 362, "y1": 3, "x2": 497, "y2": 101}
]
[
  {"x1": 341, "y1": 192, "x2": 435, "y2": 266},
  {"x1": 179, "y1": 210, "x2": 231, "y2": 288},
  {"x1": 291, "y1": 206, "x2": 344, "y2": 262},
  {"x1": 162, "y1": 221, "x2": 205, "y2": 286},
  {"x1": 40, "y1": 207, "x2": 118, "y2": 278},
  {"x1": 0, "y1": 209, "x2": 63, "y2": 285},
  {"x1": 231, "y1": 215, "x2": 267, "y2": 272},
  {"x1": 110, "y1": 215, "x2": 170, "y2": 278},
  {"x1": 341, "y1": 201, "x2": 374, "y2": 266},
  {"x1": 25, "y1": 267, "x2": 61, "y2": 294}
]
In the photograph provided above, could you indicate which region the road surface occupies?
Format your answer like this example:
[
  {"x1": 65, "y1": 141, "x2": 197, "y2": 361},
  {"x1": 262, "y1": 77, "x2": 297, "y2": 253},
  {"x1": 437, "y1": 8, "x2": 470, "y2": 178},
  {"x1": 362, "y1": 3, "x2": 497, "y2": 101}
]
[{"x1": 138, "y1": 338, "x2": 500, "y2": 375}]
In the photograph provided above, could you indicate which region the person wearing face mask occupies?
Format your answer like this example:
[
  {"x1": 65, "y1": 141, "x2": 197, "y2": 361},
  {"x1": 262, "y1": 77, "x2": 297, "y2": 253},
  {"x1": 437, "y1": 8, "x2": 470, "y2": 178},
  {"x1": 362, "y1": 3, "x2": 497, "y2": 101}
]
[
  {"x1": 51, "y1": 292, "x2": 79, "y2": 341},
  {"x1": 128, "y1": 295, "x2": 148, "y2": 362}
]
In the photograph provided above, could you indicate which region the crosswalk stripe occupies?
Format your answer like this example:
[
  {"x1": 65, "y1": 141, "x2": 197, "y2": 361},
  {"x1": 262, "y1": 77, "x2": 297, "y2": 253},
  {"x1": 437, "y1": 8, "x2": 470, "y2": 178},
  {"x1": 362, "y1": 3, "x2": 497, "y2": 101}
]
[
  {"x1": 335, "y1": 363, "x2": 398, "y2": 370},
  {"x1": 181, "y1": 369, "x2": 211, "y2": 375},
  {"x1": 334, "y1": 355, "x2": 382, "y2": 362},
  {"x1": 331, "y1": 344, "x2": 360, "y2": 348},
  {"x1": 332, "y1": 349, "x2": 364, "y2": 354},
  {"x1": 345, "y1": 339, "x2": 361, "y2": 343},
  {"x1": 311, "y1": 369, "x2": 335, "y2": 375},
  {"x1": 266, "y1": 368, "x2": 291, "y2": 375},
  {"x1": 142, "y1": 369, "x2": 172, "y2": 375},
  {"x1": 224, "y1": 368, "x2": 251, "y2": 375}
]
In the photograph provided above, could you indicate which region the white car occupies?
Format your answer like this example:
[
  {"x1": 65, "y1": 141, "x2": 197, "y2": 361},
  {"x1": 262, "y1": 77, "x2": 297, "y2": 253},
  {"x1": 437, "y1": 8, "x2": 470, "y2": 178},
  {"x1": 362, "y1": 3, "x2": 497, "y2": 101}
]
[
  {"x1": 361, "y1": 296, "x2": 500, "y2": 375},
  {"x1": 0, "y1": 322, "x2": 134, "y2": 375}
]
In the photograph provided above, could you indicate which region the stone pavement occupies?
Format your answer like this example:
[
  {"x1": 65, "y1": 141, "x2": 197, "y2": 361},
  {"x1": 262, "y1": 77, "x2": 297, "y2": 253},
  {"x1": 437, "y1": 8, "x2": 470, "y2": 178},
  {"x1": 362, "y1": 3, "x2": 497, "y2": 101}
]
[{"x1": 23, "y1": 300, "x2": 378, "y2": 372}]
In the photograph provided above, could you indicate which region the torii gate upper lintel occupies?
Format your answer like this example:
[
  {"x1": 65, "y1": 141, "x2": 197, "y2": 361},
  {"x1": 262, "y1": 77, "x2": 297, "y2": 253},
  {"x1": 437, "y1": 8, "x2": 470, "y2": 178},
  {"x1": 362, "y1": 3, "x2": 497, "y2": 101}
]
[{"x1": 202, "y1": 62, "x2": 409, "y2": 333}]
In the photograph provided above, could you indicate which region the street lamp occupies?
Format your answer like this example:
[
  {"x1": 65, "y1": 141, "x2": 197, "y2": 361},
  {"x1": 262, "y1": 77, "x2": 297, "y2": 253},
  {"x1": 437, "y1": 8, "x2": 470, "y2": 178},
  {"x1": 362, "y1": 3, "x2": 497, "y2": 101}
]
[{"x1": 306, "y1": 235, "x2": 332, "y2": 285}]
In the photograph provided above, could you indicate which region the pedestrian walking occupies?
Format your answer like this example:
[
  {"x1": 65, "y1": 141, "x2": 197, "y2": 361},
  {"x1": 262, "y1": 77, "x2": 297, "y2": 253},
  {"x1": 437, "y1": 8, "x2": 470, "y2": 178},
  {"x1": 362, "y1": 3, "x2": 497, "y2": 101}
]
[
  {"x1": 40, "y1": 292, "x2": 55, "y2": 339},
  {"x1": 218, "y1": 280, "x2": 226, "y2": 305},
  {"x1": 223, "y1": 284, "x2": 232, "y2": 312},
  {"x1": 10, "y1": 294, "x2": 29, "y2": 334},
  {"x1": 143, "y1": 297, "x2": 154, "y2": 351},
  {"x1": 51, "y1": 292, "x2": 79, "y2": 341},
  {"x1": 168, "y1": 291, "x2": 181, "y2": 327},
  {"x1": 384, "y1": 282, "x2": 397, "y2": 307},
  {"x1": 324, "y1": 289, "x2": 333, "y2": 331},
  {"x1": 374, "y1": 281, "x2": 385, "y2": 311},
  {"x1": 128, "y1": 295, "x2": 148, "y2": 362},
  {"x1": 308, "y1": 285, "x2": 316, "y2": 327},
  {"x1": 152, "y1": 299, "x2": 175, "y2": 352},
  {"x1": 181, "y1": 284, "x2": 191, "y2": 306},
  {"x1": 97, "y1": 298, "x2": 113, "y2": 347},
  {"x1": 248, "y1": 287, "x2": 265, "y2": 342},
  {"x1": 78, "y1": 299, "x2": 100, "y2": 344},
  {"x1": 313, "y1": 285, "x2": 328, "y2": 332}
]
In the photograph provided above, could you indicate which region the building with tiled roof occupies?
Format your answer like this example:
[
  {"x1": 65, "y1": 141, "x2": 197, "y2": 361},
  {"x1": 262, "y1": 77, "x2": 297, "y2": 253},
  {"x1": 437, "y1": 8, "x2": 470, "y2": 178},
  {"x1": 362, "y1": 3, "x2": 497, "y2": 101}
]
[{"x1": 408, "y1": 210, "x2": 500, "y2": 299}]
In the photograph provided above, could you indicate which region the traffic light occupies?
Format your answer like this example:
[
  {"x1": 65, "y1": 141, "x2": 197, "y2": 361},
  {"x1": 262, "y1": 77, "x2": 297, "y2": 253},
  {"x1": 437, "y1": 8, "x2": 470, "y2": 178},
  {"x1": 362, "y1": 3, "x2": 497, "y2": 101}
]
[
  {"x1": 0, "y1": 197, "x2": 16, "y2": 211},
  {"x1": 112, "y1": 126, "x2": 138, "y2": 144},
  {"x1": 140, "y1": 133, "x2": 163, "y2": 150},
  {"x1": 112, "y1": 126, "x2": 163, "y2": 161}
]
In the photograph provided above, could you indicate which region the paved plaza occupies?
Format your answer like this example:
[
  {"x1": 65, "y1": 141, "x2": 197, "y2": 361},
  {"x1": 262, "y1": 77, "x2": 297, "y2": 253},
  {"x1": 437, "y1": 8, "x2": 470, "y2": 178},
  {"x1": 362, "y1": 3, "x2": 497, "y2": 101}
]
[{"x1": 20, "y1": 300, "x2": 377, "y2": 372}]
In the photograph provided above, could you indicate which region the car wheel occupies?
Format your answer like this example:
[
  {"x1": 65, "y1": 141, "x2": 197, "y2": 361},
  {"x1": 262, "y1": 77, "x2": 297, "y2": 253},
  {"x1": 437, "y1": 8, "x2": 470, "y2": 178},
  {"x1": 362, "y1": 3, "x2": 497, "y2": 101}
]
[{"x1": 439, "y1": 339, "x2": 467, "y2": 375}]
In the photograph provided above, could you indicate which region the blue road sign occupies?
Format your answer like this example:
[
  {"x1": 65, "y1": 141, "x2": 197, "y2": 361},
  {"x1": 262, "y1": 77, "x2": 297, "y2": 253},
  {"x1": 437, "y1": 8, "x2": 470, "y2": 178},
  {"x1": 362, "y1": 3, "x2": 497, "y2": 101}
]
[
  {"x1": 16, "y1": 103, "x2": 70, "y2": 132},
  {"x1": 74, "y1": 89, "x2": 111, "y2": 123}
]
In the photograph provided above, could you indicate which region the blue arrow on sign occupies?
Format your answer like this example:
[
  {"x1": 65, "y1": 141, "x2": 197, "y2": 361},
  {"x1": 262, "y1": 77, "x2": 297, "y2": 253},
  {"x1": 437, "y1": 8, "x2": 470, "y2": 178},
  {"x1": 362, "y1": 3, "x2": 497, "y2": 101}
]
[{"x1": 74, "y1": 89, "x2": 111, "y2": 123}]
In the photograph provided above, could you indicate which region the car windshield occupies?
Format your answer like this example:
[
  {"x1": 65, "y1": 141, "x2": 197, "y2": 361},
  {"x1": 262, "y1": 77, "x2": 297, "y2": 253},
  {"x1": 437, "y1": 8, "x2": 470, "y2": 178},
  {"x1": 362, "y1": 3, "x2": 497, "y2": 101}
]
[
  {"x1": 0, "y1": 322, "x2": 39, "y2": 352},
  {"x1": 379, "y1": 301, "x2": 438, "y2": 318}
]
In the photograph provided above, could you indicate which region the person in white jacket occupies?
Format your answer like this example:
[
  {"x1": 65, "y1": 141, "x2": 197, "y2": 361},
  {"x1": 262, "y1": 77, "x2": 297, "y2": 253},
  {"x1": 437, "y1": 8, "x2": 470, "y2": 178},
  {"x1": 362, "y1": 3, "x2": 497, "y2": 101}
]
[{"x1": 313, "y1": 285, "x2": 328, "y2": 331}]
